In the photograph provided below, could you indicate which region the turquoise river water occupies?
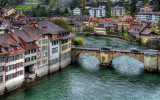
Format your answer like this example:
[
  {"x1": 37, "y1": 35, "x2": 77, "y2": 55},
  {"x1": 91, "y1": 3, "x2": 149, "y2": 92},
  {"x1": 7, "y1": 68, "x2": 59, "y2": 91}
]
[{"x1": 1, "y1": 36, "x2": 160, "y2": 100}]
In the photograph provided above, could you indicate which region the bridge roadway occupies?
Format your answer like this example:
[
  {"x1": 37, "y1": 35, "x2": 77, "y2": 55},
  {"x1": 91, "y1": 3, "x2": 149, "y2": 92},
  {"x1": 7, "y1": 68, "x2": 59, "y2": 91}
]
[{"x1": 71, "y1": 46, "x2": 160, "y2": 72}]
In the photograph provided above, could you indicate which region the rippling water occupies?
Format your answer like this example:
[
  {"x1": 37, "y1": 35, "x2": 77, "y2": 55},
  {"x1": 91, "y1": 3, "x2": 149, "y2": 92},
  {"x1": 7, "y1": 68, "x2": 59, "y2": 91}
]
[
  {"x1": 1, "y1": 36, "x2": 160, "y2": 100},
  {"x1": 77, "y1": 36, "x2": 151, "y2": 50}
]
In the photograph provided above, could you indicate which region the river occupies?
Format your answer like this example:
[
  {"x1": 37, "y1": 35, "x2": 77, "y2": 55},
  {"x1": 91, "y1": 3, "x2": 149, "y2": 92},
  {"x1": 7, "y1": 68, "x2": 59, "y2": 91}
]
[{"x1": 1, "y1": 36, "x2": 160, "y2": 100}]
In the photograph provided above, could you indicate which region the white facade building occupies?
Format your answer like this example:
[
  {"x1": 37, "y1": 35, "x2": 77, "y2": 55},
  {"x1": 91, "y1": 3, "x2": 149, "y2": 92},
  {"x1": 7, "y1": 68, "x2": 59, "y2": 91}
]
[
  {"x1": 89, "y1": 7, "x2": 106, "y2": 18},
  {"x1": 135, "y1": 12, "x2": 160, "y2": 21},
  {"x1": 73, "y1": 7, "x2": 81, "y2": 15}
]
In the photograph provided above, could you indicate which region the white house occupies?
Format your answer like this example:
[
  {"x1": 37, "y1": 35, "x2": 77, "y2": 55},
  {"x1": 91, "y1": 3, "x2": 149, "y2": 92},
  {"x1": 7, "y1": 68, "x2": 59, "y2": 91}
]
[
  {"x1": 89, "y1": 7, "x2": 106, "y2": 18},
  {"x1": 73, "y1": 7, "x2": 81, "y2": 15},
  {"x1": 135, "y1": 12, "x2": 160, "y2": 21}
]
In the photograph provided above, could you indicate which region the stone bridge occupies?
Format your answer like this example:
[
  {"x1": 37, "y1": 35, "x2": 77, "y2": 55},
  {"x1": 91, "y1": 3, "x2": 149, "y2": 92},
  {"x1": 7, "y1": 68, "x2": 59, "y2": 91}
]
[{"x1": 71, "y1": 46, "x2": 160, "y2": 72}]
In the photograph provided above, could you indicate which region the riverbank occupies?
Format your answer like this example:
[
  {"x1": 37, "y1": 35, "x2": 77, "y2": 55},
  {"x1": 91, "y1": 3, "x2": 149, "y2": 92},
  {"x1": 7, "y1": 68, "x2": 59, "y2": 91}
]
[
  {"x1": 77, "y1": 33, "x2": 139, "y2": 44},
  {"x1": 77, "y1": 33, "x2": 160, "y2": 50}
]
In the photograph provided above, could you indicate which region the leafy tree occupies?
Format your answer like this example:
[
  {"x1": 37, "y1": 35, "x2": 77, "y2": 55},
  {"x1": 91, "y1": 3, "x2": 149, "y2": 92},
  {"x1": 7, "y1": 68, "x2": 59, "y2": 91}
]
[
  {"x1": 82, "y1": 25, "x2": 94, "y2": 33},
  {"x1": 157, "y1": 19, "x2": 160, "y2": 35},
  {"x1": 124, "y1": 33, "x2": 131, "y2": 40},
  {"x1": 52, "y1": 19, "x2": 73, "y2": 32},
  {"x1": 129, "y1": 0, "x2": 137, "y2": 15},
  {"x1": 4, "y1": 3, "x2": 9, "y2": 8},
  {"x1": 126, "y1": 11, "x2": 131, "y2": 15},
  {"x1": 70, "y1": 0, "x2": 82, "y2": 10},
  {"x1": 121, "y1": 24, "x2": 125, "y2": 34},
  {"x1": 72, "y1": 38, "x2": 84, "y2": 45}
]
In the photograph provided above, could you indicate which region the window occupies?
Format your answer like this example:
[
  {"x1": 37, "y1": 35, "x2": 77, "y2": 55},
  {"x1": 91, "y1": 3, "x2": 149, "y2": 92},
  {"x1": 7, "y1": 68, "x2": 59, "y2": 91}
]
[
  {"x1": 31, "y1": 56, "x2": 36, "y2": 61},
  {"x1": 17, "y1": 46, "x2": 20, "y2": 50},
  {"x1": 37, "y1": 54, "x2": 41, "y2": 59},
  {"x1": 62, "y1": 45, "x2": 68, "y2": 51},
  {"x1": 69, "y1": 43, "x2": 71, "y2": 48},
  {"x1": 37, "y1": 47, "x2": 41, "y2": 52},
  {"x1": 0, "y1": 66, "x2": 4, "y2": 72},
  {"x1": 62, "y1": 39, "x2": 68, "y2": 44},
  {"x1": 25, "y1": 50, "x2": 30, "y2": 55},
  {"x1": 42, "y1": 52, "x2": 47, "y2": 57},
  {"x1": 8, "y1": 46, "x2": 12, "y2": 52},
  {"x1": 37, "y1": 40, "x2": 41, "y2": 45},
  {"x1": 42, "y1": 46, "x2": 47, "y2": 51},
  {"x1": 0, "y1": 57, "x2": 4, "y2": 63},
  {"x1": 0, "y1": 76, "x2": 3, "y2": 83},
  {"x1": 42, "y1": 59, "x2": 47, "y2": 64},
  {"x1": 37, "y1": 61, "x2": 41, "y2": 66},
  {"x1": 31, "y1": 49, "x2": 36, "y2": 53},
  {"x1": 25, "y1": 57, "x2": 30, "y2": 63},
  {"x1": 52, "y1": 47, "x2": 58, "y2": 54},
  {"x1": 42, "y1": 35, "x2": 45, "y2": 38},
  {"x1": 42, "y1": 39, "x2": 47, "y2": 44}
]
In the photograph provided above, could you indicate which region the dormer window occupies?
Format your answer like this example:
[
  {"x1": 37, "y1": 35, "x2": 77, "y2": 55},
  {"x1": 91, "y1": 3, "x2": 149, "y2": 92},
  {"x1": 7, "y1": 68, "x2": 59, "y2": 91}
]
[
  {"x1": 8, "y1": 46, "x2": 12, "y2": 52},
  {"x1": 17, "y1": 46, "x2": 20, "y2": 50}
]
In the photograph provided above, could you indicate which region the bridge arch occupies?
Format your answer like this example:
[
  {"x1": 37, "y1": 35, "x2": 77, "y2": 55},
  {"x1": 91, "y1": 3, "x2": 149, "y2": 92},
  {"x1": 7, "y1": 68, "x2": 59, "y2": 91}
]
[
  {"x1": 107, "y1": 51, "x2": 144, "y2": 64},
  {"x1": 71, "y1": 48, "x2": 101, "y2": 63}
]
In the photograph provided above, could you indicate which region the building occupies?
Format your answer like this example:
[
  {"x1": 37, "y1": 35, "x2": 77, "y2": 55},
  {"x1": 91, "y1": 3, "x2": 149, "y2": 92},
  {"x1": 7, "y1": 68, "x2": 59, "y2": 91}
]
[
  {"x1": 111, "y1": 6, "x2": 126, "y2": 17},
  {"x1": 128, "y1": 25, "x2": 156, "y2": 37},
  {"x1": 73, "y1": 7, "x2": 81, "y2": 15},
  {"x1": 67, "y1": 15, "x2": 91, "y2": 32},
  {"x1": 118, "y1": 15, "x2": 134, "y2": 31},
  {"x1": 94, "y1": 21, "x2": 114, "y2": 35},
  {"x1": 135, "y1": 12, "x2": 160, "y2": 21},
  {"x1": 86, "y1": 3, "x2": 92, "y2": 9},
  {"x1": 150, "y1": 0, "x2": 158, "y2": 5},
  {"x1": 140, "y1": 4, "x2": 153, "y2": 12},
  {"x1": 0, "y1": 29, "x2": 26, "y2": 94},
  {"x1": 136, "y1": 1, "x2": 143, "y2": 12},
  {"x1": 89, "y1": 7, "x2": 106, "y2": 18},
  {"x1": 98, "y1": 2, "x2": 107, "y2": 9}
]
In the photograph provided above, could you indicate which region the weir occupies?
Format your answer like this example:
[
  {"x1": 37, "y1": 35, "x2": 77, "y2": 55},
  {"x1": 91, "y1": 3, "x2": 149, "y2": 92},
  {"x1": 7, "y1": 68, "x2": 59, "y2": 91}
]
[{"x1": 71, "y1": 46, "x2": 160, "y2": 72}]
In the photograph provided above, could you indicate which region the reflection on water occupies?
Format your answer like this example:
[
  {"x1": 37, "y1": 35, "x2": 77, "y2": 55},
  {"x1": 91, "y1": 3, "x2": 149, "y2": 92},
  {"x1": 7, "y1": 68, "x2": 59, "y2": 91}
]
[
  {"x1": 112, "y1": 56, "x2": 144, "y2": 75},
  {"x1": 78, "y1": 53, "x2": 100, "y2": 71}
]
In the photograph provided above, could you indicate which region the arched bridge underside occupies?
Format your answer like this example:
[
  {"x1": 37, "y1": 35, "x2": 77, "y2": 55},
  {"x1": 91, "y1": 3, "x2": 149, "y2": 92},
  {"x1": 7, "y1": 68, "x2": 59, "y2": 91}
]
[{"x1": 71, "y1": 46, "x2": 160, "y2": 72}]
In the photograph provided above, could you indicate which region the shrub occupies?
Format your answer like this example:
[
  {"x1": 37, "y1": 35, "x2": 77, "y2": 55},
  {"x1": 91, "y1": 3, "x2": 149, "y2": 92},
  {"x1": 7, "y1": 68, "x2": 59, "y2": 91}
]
[
  {"x1": 124, "y1": 33, "x2": 131, "y2": 40},
  {"x1": 84, "y1": 32, "x2": 89, "y2": 36},
  {"x1": 72, "y1": 38, "x2": 84, "y2": 45}
]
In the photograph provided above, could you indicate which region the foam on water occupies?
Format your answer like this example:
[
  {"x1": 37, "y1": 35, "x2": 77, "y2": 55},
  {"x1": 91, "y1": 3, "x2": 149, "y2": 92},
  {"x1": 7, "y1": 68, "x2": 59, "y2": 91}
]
[
  {"x1": 112, "y1": 56, "x2": 144, "y2": 75},
  {"x1": 78, "y1": 53, "x2": 100, "y2": 71}
]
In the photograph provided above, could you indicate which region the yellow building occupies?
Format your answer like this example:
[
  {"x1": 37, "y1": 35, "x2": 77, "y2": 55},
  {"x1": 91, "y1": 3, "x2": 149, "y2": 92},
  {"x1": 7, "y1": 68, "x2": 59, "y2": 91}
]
[
  {"x1": 94, "y1": 26, "x2": 106, "y2": 35},
  {"x1": 118, "y1": 15, "x2": 134, "y2": 31}
]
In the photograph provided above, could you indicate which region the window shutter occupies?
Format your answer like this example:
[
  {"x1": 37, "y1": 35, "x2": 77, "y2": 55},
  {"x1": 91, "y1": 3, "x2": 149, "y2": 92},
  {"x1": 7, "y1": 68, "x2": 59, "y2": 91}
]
[
  {"x1": 6, "y1": 76, "x2": 7, "y2": 81},
  {"x1": 6, "y1": 57, "x2": 8, "y2": 63},
  {"x1": 5, "y1": 67, "x2": 7, "y2": 72}
]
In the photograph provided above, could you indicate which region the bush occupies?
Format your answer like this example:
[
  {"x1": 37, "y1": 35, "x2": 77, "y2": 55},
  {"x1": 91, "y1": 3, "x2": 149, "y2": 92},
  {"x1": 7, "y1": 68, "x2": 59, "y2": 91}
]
[
  {"x1": 72, "y1": 38, "x2": 84, "y2": 45},
  {"x1": 136, "y1": 37, "x2": 142, "y2": 43},
  {"x1": 84, "y1": 32, "x2": 89, "y2": 36},
  {"x1": 124, "y1": 33, "x2": 131, "y2": 40}
]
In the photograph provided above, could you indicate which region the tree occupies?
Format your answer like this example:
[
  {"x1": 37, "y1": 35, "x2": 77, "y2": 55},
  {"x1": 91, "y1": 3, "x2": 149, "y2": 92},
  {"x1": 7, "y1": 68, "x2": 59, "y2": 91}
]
[
  {"x1": 70, "y1": 0, "x2": 82, "y2": 10},
  {"x1": 52, "y1": 19, "x2": 73, "y2": 32},
  {"x1": 124, "y1": 33, "x2": 131, "y2": 40},
  {"x1": 126, "y1": 11, "x2": 131, "y2": 15},
  {"x1": 82, "y1": 25, "x2": 94, "y2": 33},
  {"x1": 129, "y1": 0, "x2": 137, "y2": 15},
  {"x1": 121, "y1": 24, "x2": 125, "y2": 34},
  {"x1": 157, "y1": 19, "x2": 160, "y2": 35},
  {"x1": 72, "y1": 38, "x2": 84, "y2": 45},
  {"x1": 4, "y1": 3, "x2": 9, "y2": 8}
]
